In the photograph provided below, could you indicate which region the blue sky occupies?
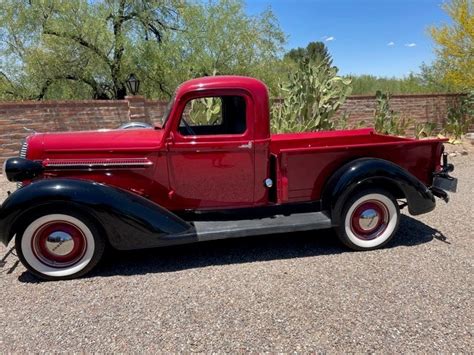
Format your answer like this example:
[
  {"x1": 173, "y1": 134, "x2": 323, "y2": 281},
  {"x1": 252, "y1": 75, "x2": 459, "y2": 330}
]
[{"x1": 246, "y1": 0, "x2": 452, "y2": 77}]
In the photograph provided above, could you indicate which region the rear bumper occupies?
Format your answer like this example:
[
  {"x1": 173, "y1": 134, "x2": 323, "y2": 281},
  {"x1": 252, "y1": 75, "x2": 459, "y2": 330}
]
[{"x1": 429, "y1": 152, "x2": 457, "y2": 203}]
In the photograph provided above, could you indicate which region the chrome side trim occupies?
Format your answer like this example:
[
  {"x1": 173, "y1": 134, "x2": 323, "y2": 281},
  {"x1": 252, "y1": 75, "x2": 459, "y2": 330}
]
[{"x1": 43, "y1": 158, "x2": 153, "y2": 170}]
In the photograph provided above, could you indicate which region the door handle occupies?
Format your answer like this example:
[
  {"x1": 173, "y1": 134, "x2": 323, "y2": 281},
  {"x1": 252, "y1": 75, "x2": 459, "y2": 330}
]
[
  {"x1": 165, "y1": 132, "x2": 175, "y2": 149},
  {"x1": 238, "y1": 141, "x2": 253, "y2": 149}
]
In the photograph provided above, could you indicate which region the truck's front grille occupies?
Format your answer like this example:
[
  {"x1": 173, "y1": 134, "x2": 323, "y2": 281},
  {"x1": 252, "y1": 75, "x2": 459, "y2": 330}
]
[
  {"x1": 19, "y1": 140, "x2": 28, "y2": 158},
  {"x1": 17, "y1": 140, "x2": 28, "y2": 189}
]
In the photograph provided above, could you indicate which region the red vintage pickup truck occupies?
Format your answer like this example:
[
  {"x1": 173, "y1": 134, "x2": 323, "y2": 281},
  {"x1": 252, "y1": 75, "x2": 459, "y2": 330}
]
[{"x1": 1, "y1": 76, "x2": 456, "y2": 280}]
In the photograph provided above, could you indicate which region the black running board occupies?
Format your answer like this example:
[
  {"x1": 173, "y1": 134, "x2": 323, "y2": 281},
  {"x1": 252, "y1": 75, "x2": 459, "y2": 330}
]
[
  {"x1": 120, "y1": 211, "x2": 333, "y2": 250},
  {"x1": 192, "y1": 211, "x2": 332, "y2": 242}
]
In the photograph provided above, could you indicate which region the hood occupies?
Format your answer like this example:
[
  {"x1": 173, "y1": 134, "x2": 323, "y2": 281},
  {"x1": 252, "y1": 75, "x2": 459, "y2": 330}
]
[{"x1": 27, "y1": 128, "x2": 165, "y2": 159}]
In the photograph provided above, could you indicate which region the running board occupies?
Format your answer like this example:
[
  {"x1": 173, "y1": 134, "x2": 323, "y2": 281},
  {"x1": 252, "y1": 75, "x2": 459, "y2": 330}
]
[{"x1": 192, "y1": 211, "x2": 332, "y2": 242}]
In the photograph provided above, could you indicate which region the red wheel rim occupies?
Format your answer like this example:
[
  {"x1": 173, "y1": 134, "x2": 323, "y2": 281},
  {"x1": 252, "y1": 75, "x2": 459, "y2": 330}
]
[
  {"x1": 31, "y1": 221, "x2": 87, "y2": 267},
  {"x1": 350, "y1": 200, "x2": 389, "y2": 240}
]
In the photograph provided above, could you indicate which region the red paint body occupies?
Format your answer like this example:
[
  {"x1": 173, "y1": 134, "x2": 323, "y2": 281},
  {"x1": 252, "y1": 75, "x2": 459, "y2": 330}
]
[{"x1": 24, "y1": 76, "x2": 446, "y2": 212}]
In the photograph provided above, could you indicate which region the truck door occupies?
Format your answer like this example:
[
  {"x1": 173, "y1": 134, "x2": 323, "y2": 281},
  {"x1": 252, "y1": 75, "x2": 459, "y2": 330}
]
[{"x1": 167, "y1": 93, "x2": 255, "y2": 210}]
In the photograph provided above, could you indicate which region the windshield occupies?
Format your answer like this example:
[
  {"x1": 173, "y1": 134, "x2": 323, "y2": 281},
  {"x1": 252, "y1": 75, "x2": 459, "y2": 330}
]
[{"x1": 159, "y1": 93, "x2": 177, "y2": 129}]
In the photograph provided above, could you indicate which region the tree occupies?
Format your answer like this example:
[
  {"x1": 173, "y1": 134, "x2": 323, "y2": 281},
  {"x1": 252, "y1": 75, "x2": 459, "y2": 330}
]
[
  {"x1": 0, "y1": 0, "x2": 183, "y2": 100},
  {"x1": 348, "y1": 72, "x2": 451, "y2": 95},
  {"x1": 419, "y1": 62, "x2": 455, "y2": 92},
  {"x1": 284, "y1": 41, "x2": 332, "y2": 65},
  {"x1": 429, "y1": 0, "x2": 473, "y2": 90},
  {"x1": 0, "y1": 0, "x2": 286, "y2": 100},
  {"x1": 141, "y1": 0, "x2": 286, "y2": 98}
]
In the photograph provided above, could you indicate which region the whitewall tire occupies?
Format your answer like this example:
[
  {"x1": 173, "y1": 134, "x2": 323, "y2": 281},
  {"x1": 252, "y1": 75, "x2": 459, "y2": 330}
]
[
  {"x1": 336, "y1": 189, "x2": 400, "y2": 250},
  {"x1": 16, "y1": 210, "x2": 105, "y2": 280}
]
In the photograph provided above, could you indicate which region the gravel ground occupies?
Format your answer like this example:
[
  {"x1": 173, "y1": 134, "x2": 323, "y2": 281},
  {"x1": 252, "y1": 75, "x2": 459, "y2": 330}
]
[{"x1": 0, "y1": 148, "x2": 472, "y2": 352}]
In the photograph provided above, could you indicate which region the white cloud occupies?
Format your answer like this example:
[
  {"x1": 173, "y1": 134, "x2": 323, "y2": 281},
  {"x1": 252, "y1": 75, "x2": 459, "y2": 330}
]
[
  {"x1": 324, "y1": 36, "x2": 335, "y2": 42},
  {"x1": 405, "y1": 43, "x2": 416, "y2": 47},
  {"x1": 387, "y1": 41, "x2": 395, "y2": 46}
]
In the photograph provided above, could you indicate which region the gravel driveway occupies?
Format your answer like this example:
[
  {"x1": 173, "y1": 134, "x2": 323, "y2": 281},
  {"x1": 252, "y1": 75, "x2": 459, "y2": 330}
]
[{"x1": 0, "y1": 152, "x2": 472, "y2": 352}]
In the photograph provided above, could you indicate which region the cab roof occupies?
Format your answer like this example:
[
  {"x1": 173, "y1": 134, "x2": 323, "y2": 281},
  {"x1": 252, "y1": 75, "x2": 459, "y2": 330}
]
[
  {"x1": 176, "y1": 75, "x2": 269, "y2": 97},
  {"x1": 173, "y1": 76, "x2": 270, "y2": 140}
]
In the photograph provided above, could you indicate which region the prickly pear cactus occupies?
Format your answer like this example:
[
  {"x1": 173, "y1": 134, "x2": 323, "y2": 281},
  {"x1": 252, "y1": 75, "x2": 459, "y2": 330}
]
[
  {"x1": 188, "y1": 97, "x2": 222, "y2": 125},
  {"x1": 271, "y1": 58, "x2": 352, "y2": 133}
]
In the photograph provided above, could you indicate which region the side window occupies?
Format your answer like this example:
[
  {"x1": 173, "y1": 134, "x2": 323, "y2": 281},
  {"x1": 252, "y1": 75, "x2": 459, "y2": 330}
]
[{"x1": 179, "y1": 96, "x2": 246, "y2": 136}]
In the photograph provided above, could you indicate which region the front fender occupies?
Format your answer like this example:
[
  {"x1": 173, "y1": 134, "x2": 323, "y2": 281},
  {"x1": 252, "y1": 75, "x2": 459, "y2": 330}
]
[
  {"x1": 322, "y1": 158, "x2": 435, "y2": 226},
  {"x1": 0, "y1": 178, "x2": 193, "y2": 250}
]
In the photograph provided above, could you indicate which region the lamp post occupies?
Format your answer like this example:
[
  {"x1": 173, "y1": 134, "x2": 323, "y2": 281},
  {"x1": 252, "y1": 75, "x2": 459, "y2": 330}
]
[
  {"x1": 125, "y1": 73, "x2": 147, "y2": 123},
  {"x1": 126, "y1": 73, "x2": 140, "y2": 96}
]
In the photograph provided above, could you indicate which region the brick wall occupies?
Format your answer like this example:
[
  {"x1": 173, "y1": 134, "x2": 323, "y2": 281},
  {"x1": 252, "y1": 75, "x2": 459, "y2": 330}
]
[
  {"x1": 0, "y1": 97, "x2": 168, "y2": 163},
  {"x1": 335, "y1": 93, "x2": 465, "y2": 134},
  {"x1": 0, "y1": 93, "x2": 469, "y2": 164},
  {"x1": 144, "y1": 99, "x2": 170, "y2": 123}
]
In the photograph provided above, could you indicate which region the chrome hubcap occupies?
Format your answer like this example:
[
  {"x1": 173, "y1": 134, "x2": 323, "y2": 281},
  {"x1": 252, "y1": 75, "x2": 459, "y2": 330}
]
[
  {"x1": 45, "y1": 231, "x2": 75, "y2": 256},
  {"x1": 350, "y1": 200, "x2": 389, "y2": 241},
  {"x1": 32, "y1": 221, "x2": 87, "y2": 267},
  {"x1": 358, "y1": 208, "x2": 380, "y2": 231}
]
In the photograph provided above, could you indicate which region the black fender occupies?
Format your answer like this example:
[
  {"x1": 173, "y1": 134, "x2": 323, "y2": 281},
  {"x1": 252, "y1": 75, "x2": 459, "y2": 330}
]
[
  {"x1": 322, "y1": 158, "x2": 435, "y2": 226},
  {"x1": 0, "y1": 178, "x2": 193, "y2": 250}
]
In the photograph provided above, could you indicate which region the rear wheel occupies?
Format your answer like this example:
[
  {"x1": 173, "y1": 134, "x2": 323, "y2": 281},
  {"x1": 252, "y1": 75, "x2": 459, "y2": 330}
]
[
  {"x1": 15, "y1": 209, "x2": 105, "y2": 281},
  {"x1": 335, "y1": 188, "x2": 400, "y2": 250}
]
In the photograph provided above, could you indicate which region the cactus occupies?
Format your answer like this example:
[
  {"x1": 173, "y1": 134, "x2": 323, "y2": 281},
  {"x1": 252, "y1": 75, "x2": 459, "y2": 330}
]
[
  {"x1": 188, "y1": 97, "x2": 222, "y2": 125},
  {"x1": 373, "y1": 90, "x2": 411, "y2": 136},
  {"x1": 271, "y1": 58, "x2": 352, "y2": 133}
]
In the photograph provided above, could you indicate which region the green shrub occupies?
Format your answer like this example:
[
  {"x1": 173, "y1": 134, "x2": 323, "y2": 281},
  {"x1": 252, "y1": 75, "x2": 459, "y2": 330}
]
[
  {"x1": 414, "y1": 121, "x2": 437, "y2": 139},
  {"x1": 443, "y1": 91, "x2": 474, "y2": 140}
]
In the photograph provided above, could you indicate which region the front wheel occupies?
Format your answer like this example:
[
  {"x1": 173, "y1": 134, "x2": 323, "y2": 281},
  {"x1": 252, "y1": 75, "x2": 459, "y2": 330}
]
[
  {"x1": 15, "y1": 209, "x2": 105, "y2": 281},
  {"x1": 335, "y1": 188, "x2": 400, "y2": 250}
]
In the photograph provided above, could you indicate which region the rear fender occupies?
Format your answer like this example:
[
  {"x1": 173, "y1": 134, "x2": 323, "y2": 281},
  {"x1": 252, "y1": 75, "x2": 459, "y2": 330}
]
[
  {"x1": 322, "y1": 158, "x2": 435, "y2": 226},
  {"x1": 0, "y1": 179, "x2": 193, "y2": 250}
]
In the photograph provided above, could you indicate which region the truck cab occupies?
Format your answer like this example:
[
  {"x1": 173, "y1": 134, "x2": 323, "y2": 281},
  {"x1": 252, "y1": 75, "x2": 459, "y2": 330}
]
[{"x1": 162, "y1": 76, "x2": 271, "y2": 210}]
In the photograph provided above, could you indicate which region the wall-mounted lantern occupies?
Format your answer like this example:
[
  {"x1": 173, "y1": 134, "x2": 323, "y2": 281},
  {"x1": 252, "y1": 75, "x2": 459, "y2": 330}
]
[{"x1": 126, "y1": 73, "x2": 140, "y2": 96}]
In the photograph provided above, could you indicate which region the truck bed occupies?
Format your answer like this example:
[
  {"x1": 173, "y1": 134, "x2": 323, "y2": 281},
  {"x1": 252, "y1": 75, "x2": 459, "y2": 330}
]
[
  {"x1": 270, "y1": 128, "x2": 444, "y2": 204},
  {"x1": 270, "y1": 128, "x2": 410, "y2": 152}
]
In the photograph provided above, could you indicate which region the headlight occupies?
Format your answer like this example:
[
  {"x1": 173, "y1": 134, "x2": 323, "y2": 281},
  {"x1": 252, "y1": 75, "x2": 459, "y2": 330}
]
[{"x1": 5, "y1": 158, "x2": 44, "y2": 183}]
